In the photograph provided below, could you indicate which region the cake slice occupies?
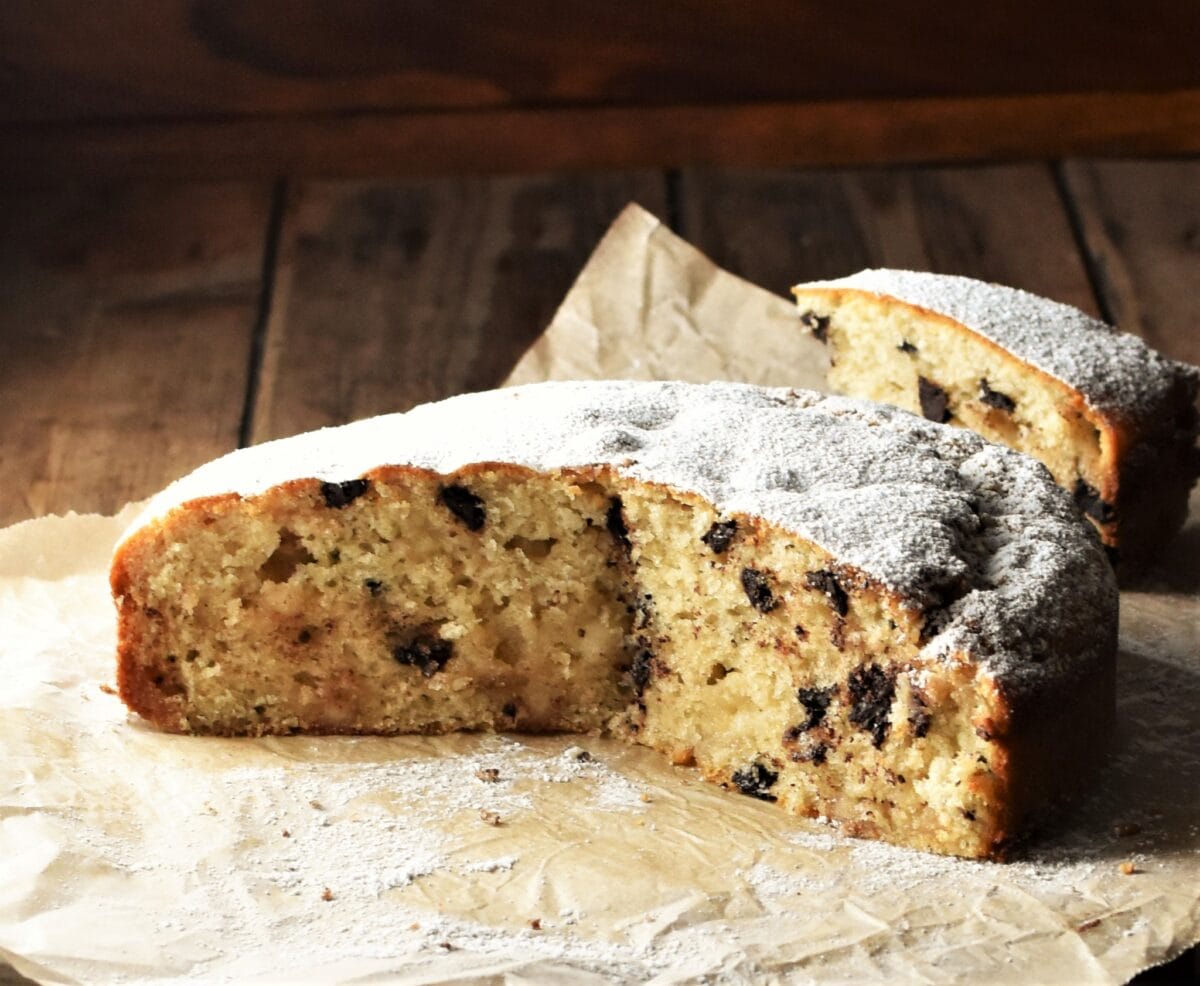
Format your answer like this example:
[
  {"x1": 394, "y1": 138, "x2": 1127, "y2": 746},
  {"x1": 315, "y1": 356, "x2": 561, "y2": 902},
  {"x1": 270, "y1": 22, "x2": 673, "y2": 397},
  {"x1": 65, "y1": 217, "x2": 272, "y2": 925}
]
[
  {"x1": 112, "y1": 381, "x2": 1117, "y2": 859},
  {"x1": 791, "y1": 270, "x2": 1200, "y2": 570}
]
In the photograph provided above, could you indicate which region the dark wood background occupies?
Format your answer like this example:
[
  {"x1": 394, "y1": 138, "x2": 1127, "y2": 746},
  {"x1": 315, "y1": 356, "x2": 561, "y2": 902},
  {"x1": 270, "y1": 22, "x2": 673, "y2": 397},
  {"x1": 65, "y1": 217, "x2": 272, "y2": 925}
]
[{"x1": 4, "y1": 1, "x2": 1200, "y2": 180}]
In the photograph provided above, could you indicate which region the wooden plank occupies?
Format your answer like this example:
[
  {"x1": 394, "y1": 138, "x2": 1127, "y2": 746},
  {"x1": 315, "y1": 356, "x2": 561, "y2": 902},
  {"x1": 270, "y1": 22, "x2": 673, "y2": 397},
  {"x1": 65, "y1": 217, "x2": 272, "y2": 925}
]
[
  {"x1": 679, "y1": 163, "x2": 1098, "y2": 314},
  {"x1": 250, "y1": 172, "x2": 667, "y2": 442},
  {"x1": 0, "y1": 182, "x2": 273, "y2": 526},
  {"x1": 5, "y1": 90, "x2": 1200, "y2": 184},
  {"x1": 1059, "y1": 159, "x2": 1200, "y2": 366},
  {"x1": 3, "y1": 1, "x2": 1200, "y2": 125}
]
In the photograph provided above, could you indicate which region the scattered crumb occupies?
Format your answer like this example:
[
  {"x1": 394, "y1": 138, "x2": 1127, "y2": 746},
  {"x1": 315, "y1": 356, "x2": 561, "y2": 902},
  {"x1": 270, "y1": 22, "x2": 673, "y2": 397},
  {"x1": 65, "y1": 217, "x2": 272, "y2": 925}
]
[
  {"x1": 475, "y1": 768, "x2": 501, "y2": 783},
  {"x1": 529, "y1": 918, "x2": 542, "y2": 931},
  {"x1": 282, "y1": 829, "x2": 291, "y2": 838},
  {"x1": 321, "y1": 887, "x2": 334, "y2": 901},
  {"x1": 1077, "y1": 918, "x2": 1102, "y2": 932},
  {"x1": 671, "y1": 747, "x2": 696, "y2": 766},
  {"x1": 438, "y1": 941, "x2": 454, "y2": 951},
  {"x1": 1119, "y1": 861, "x2": 1139, "y2": 876},
  {"x1": 309, "y1": 799, "x2": 324, "y2": 810},
  {"x1": 98, "y1": 683, "x2": 117, "y2": 696},
  {"x1": 563, "y1": 746, "x2": 592, "y2": 762},
  {"x1": 479, "y1": 809, "x2": 502, "y2": 826},
  {"x1": 640, "y1": 792, "x2": 653, "y2": 803},
  {"x1": 1113, "y1": 822, "x2": 1141, "y2": 838},
  {"x1": 409, "y1": 922, "x2": 420, "y2": 931}
]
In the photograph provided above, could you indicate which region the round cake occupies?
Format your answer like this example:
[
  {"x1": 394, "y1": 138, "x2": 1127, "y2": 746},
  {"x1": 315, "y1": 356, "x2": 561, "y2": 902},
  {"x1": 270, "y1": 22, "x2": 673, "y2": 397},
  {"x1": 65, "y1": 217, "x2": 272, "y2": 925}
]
[
  {"x1": 792, "y1": 269, "x2": 1200, "y2": 571},
  {"x1": 111, "y1": 381, "x2": 1117, "y2": 859}
]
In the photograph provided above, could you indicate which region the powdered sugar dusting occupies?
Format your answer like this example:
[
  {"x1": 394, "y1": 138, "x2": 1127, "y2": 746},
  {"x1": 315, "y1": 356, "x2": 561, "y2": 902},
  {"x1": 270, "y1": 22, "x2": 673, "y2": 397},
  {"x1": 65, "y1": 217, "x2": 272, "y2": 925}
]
[
  {"x1": 797, "y1": 269, "x2": 1199, "y2": 421},
  {"x1": 118, "y1": 381, "x2": 1115, "y2": 696}
]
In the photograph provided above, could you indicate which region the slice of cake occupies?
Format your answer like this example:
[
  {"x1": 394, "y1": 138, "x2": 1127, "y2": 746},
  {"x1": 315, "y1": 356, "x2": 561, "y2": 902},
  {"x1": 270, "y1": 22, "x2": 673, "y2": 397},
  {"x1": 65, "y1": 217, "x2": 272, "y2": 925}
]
[
  {"x1": 791, "y1": 270, "x2": 1200, "y2": 570},
  {"x1": 112, "y1": 381, "x2": 1117, "y2": 859}
]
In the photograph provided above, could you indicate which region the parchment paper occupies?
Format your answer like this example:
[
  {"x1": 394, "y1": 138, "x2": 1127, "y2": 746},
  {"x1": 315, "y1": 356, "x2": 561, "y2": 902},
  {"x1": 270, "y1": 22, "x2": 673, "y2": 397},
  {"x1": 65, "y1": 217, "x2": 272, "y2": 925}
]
[{"x1": 3, "y1": 205, "x2": 1198, "y2": 985}]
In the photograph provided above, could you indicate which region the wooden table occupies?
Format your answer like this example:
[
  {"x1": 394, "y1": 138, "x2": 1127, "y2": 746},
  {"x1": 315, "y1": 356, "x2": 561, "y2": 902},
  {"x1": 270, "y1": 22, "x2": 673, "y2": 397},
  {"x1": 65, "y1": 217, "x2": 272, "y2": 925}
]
[{"x1": 2, "y1": 161, "x2": 1197, "y2": 983}]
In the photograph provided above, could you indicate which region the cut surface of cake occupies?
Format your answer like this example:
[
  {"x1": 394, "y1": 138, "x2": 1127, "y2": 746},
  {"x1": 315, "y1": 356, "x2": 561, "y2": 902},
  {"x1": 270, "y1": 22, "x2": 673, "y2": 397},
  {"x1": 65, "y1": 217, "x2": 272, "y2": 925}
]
[
  {"x1": 112, "y1": 381, "x2": 1117, "y2": 859},
  {"x1": 791, "y1": 270, "x2": 1200, "y2": 570}
]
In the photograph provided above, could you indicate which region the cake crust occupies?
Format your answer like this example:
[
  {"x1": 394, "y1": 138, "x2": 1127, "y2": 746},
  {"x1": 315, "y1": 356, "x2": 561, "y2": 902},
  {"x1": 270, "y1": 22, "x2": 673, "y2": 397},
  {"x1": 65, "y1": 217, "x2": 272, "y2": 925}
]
[{"x1": 112, "y1": 381, "x2": 1118, "y2": 859}]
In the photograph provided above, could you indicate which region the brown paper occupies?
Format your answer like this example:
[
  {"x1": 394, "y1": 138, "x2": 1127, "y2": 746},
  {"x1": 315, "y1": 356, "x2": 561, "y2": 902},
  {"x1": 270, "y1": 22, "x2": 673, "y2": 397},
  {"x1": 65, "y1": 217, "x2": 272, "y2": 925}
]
[{"x1": 3, "y1": 205, "x2": 1199, "y2": 984}]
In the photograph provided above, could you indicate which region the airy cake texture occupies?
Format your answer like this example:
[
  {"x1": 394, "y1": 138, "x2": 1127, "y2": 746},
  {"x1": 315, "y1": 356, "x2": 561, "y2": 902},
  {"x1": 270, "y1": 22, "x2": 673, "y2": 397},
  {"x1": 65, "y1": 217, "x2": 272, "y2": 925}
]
[
  {"x1": 791, "y1": 270, "x2": 1200, "y2": 571},
  {"x1": 112, "y1": 382, "x2": 1117, "y2": 859}
]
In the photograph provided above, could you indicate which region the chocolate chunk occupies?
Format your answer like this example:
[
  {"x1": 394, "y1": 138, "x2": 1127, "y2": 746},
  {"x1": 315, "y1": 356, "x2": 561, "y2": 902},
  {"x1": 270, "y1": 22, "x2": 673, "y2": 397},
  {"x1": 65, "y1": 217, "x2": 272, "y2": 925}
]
[
  {"x1": 799, "y1": 310, "x2": 831, "y2": 343},
  {"x1": 918, "y1": 376, "x2": 951, "y2": 423},
  {"x1": 392, "y1": 633, "x2": 453, "y2": 677},
  {"x1": 847, "y1": 664, "x2": 897, "y2": 748},
  {"x1": 320, "y1": 479, "x2": 370, "y2": 508},
  {"x1": 805, "y1": 570, "x2": 848, "y2": 617},
  {"x1": 629, "y1": 649, "x2": 655, "y2": 696},
  {"x1": 978, "y1": 378, "x2": 1016, "y2": 413},
  {"x1": 731, "y1": 762, "x2": 778, "y2": 802},
  {"x1": 1072, "y1": 479, "x2": 1115, "y2": 524},
  {"x1": 439, "y1": 484, "x2": 486, "y2": 530},
  {"x1": 701, "y1": 519, "x2": 738, "y2": 554},
  {"x1": 364, "y1": 578, "x2": 384, "y2": 596},
  {"x1": 898, "y1": 340, "x2": 918, "y2": 354},
  {"x1": 782, "y1": 726, "x2": 829, "y2": 765},
  {"x1": 796, "y1": 685, "x2": 836, "y2": 731},
  {"x1": 909, "y1": 690, "x2": 932, "y2": 738},
  {"x1": 794, "y1": 625, "x2": 808, "y2": 641},
  {"x1": 606, "y1": 497, "x2": 632, "y2": 556},
  {"x1": 740, "y1": 568, "x2": 778, "y2": 613}
]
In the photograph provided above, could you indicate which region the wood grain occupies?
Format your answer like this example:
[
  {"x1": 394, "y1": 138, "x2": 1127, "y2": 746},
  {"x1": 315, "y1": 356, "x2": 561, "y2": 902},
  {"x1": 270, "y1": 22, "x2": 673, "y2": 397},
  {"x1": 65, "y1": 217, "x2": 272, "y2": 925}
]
[
  {"x1": 4, "y1": 1, "x2": 1199, "y2": 125},
  {"x1": 250, "y1": 172, "x2": 666, "y2": 442},
  {"x1": 6, "y1": 90, "x2": 1200, "y2": 184},
  {"x1": 1059, "y1": 159, "x2": 1200, "y2": 366},
  {"x1": 679, "y1": 163, "x2": 1098, "y2": 313},
  {"x1": 0, "y1": 182, "x2": 272, "y2": 525}
]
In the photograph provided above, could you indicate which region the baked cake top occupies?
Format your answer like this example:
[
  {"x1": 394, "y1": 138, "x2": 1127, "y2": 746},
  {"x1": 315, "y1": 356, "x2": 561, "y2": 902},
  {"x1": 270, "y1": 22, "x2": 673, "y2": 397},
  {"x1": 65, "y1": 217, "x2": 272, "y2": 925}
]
[
  {"x1": 793, "y1": 269, "x2": 1199, "y2": 422},
  {"x1": 119, "y1": 380, "x2": 1115, "y2": 697}
]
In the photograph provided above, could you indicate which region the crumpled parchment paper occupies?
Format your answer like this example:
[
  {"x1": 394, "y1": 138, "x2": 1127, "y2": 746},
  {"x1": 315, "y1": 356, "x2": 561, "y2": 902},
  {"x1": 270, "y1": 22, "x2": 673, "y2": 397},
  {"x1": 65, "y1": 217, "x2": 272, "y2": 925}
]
[{"x1": 2, "y1": 204, "x2": 1198, "y2": 985}]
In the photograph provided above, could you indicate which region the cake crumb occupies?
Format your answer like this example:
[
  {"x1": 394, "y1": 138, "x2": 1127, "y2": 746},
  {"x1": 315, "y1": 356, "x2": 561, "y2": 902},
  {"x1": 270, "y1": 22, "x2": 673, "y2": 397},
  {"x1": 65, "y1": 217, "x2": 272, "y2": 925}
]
[
  {"x1": 479, "y1": 809, "x2": 502, "y2": 826},
  {"x1": 438, "y1": 941, "x2": 454, "y2": 951},
  {"x1": 321, "y1": 887, "x2": 334, "y2": 901},
  {"x1": 309, "y1": 799, "x2": 324, "y2": 810},
  {"x1": 1077, "y1": 918, "x2": 1102, "y2": 932},
  {"x1": 99, "y1": 683, "x2": 117, "y2": 696},
  {"x1": 529, "y1": 918, "x2": 542, "y2": 931},
  {"x1": 640, "y1": 792, "x2": 653, "y2": 803},
  {"x1": 1119, "y1": 861, "x2": 1139, "y2": 875},
  {"x1": 475, "y1": 768, "x2": 501, "y2": 783},
  {"x1": 671, "y1": 747, "x2": 696, "y2": 766},
  {"x1": 409, "y1": 922, "x2": 420, "y2": 931}
]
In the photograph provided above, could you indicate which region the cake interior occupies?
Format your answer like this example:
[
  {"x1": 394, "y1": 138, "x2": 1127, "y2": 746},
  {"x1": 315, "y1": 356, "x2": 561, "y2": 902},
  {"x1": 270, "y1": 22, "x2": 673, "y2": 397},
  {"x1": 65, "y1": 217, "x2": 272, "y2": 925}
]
[
  {"x1": 791, "y1": 291, "x2": 1116, "y2": 546},
  {"x1": 115, "y1": 466, "x2": 1010, "y2": 858}
]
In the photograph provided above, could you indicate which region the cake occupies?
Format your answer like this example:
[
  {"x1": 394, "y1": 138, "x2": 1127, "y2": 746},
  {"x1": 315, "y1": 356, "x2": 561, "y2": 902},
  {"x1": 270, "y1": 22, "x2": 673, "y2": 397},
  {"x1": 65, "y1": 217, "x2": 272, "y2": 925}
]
[
  {"x1": 791, "y1": 269, "x2": 1200, "y2": 571},
  {"x1": 112, "y1": 381, "x2": 1117, "y2": 859}
]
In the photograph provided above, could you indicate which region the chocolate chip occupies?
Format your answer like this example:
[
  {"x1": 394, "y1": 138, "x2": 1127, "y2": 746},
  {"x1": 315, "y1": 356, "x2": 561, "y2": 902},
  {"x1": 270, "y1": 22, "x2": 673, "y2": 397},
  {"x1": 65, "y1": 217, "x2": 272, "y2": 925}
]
[
  {"x1": 364, "y1": 578, "x2": 384, "y2": 596},
  {"x1": 731, "y1": 762, "x2": 778, "y2": 802},
  {"x1": 320, "y1": 479, "x2": 370, "y2": 508},
  {"x1": 502, "y1": 702, "x2": 517, "y2": 718},
  {"x1": 978, "y1": 378, "x2": 1016, "y2": 412},
  {"x1": 782, "y1": 726, "x2": 829, "y2": 765},
  {"x1": 909, "y1": 690, "x2": 932, "y2": 738},
  {"x1": 794, "y1": 625, "x2": 808, "y2": 641},
  {"x1": 796, "y1": 685, "x2": 836, "y2": 731},
  {"x1": 898, "y1": 340, "x2": 918, "y2": 354},
  {"x1": 701, "y1": 519, "x2": 738, "y2": 554},
  {"x1": 629, "y1": 649, "x2": 659, "y2": 696},
  {"x1": 799, "y1": 310, "x2": 830, "y2": 343},
  {"x1": 962, "y1": 809, "x2": 976, "y2": 821},
  {"x1": 740, "y1": 568, "x2": 778, "y2": 613},
  {"x1": 805, "y1": 570, "x2": 848, "y2": 617},
  {"x1": 606, "y1": 496, "x2": 632, "y2": 556},
  {"x1": 439, "y1": 484, "x2": 486, "y2": 530},
  {"x1": 847, "y1": 664, "x2": 897, "y2": 748},
  {"x1": 392, "y1": 633, "x2": 453, "y2": 677},
  {"x1": 918, "y1": 376, "x2": 951, "y2": 423},
  {"x1": 297, "y1": 628, "x2": 312, "y2": 644},
  {"x1": 1072, "y1": 479, "x2": 1115, "y2": 524}
]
